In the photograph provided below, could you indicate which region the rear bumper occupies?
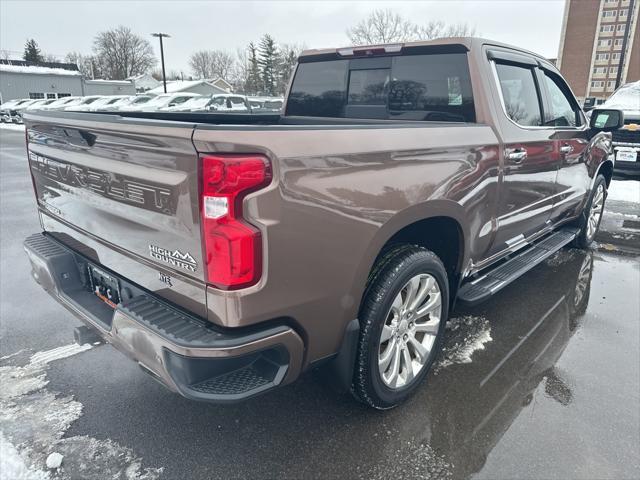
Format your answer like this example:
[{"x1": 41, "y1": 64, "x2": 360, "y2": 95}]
[{"x1": 23, "y1": 233, "x2": 304, "y2": 403}]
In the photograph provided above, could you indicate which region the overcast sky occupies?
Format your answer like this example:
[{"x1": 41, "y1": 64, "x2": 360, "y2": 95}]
[{"x1": 1, "y1": 0, "x2": 565, "y2": 75}]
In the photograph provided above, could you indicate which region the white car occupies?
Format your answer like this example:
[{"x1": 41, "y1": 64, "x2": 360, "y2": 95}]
[
  {"x1": 23, "y1": 99, "x2": 58, "y2": 111},
  {"x1": 81, "y1": 95, "x2": 130, "y2": 112},
  {"x1": 101, "y1": 95, "x2": 153, "y2": 111},
  {"x1": 248, "y1": 96, "x2": 284, "y2": 112},
  {"x1": 131, "y1": 93, "x2": 201, "y2": 112},
  {"x1": 165, "y1": 94, "x2": 251, "y2": 112},
  {"x1": 37, "y1": 97, "x2": 80, "y2": 111},
  {"x1": 5, "y1": 99, "x2": 42, "y2": 123},
  {"x1": 63, "y1": 96, "x2": 105, "y2": 111},
  {"x1": 0, "y1": 98, "x2": 33, "y2": 122}
]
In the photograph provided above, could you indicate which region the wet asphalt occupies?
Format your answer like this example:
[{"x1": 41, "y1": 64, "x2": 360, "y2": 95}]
[{"x1": 1, "y1": 128, "x2": 639, "y2": 480}]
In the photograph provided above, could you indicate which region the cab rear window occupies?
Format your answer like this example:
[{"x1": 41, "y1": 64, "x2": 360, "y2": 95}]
[{"x1": 286, "y1": 53, "x2": 475, "y2": 122}]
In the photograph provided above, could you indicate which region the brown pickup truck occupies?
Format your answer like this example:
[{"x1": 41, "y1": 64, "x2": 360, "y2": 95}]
[{"x1": 23, "y1": 38, "x2": 623, "y2": 409}]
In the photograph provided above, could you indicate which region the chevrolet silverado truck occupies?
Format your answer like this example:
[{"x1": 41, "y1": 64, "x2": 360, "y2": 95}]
[
  {"x1": 597, "y1": 81, "x2": 640, "y2": 177},
  {"x1": 22, "y1": 38, "x2": 623, "y2": 409}
]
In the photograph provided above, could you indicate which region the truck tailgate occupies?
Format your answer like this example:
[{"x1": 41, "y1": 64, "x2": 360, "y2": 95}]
[{"x1": 24, "y1": 112, "x2": 208, "y2": 316}]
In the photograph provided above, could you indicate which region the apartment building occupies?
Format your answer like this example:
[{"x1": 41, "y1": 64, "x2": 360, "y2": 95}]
[{"x1": 557, "y1": 0, "x2": 639, "y2": 103}]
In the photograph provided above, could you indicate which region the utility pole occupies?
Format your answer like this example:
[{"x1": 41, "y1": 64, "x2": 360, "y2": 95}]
[
  {"x1": 615, "y1": 0, "x2": 635, "y2": 89},
  {"x1": 151, "y1": 33, "x2": 170, "y2": 93}
]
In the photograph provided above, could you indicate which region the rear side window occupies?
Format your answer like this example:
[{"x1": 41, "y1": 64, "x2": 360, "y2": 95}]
[
  {"x1": 287, "y1": 60, "x2": 348, "y2": 117},
  {"x1": 287, "y1": 53, "x2": 475, "y2": 122},
  {"x1": 495, "y1": 63, "x2": 542, "y2": 127}
]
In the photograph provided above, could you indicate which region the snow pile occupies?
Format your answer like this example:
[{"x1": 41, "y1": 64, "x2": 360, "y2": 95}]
[
  {"x1": 45, "y1": 453, "x2": 63, "y2": 470},
  {"x1": 436, "y1": 315, "x2": 492, "y2": 370},
  {"x1": 607, "y1": 180, "x2": 640, "y2": 204},
  {"x1": 0, "y1": 343, "x2": 162, "y2": 479},
  {"x1": 0, "y1": 432, "x2": 49, "y2": 480}
]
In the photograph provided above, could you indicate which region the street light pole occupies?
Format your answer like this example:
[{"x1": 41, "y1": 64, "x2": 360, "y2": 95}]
[{"x1": 151, "y1": 33, "x2": 170, "y2": 93}]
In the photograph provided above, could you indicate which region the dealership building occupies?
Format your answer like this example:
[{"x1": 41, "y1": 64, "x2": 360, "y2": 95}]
[
  {"x1": 0, "y1": 59, "x2": 135, "y2": 102},
  {"x1": 557, "y1": 0, "x2": 639, "y2": 103}
]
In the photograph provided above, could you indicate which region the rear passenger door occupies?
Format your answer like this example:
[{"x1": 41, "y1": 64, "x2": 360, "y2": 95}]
[
  {"x1": 488, "y1": 52, "x2": 560, "y2": 258},
  {"x1": 538, "y1": 68, "x2": 590, "y2": 225}
]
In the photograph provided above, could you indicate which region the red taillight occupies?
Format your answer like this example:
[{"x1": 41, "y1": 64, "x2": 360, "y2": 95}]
[{"x1": 200, "y1": 154, "x2": 271, "y2": 290}]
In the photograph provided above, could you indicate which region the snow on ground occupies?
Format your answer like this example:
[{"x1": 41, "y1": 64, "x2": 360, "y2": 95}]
[
  {"x1": 0, "y1": 343, "x2": 162, "y2": 480},
  {"x1": 608, "y1": 179, "x2": 640, "y2": 204},
  {"x1": 0, "y1": 432, "x2": 49, "y2": 480},
  {"x1": 436, "y1": 315, "x2": 492, "y2": 371},
  {"x1": 0, "y1": 123, "x2": 26, "y2": 132}
]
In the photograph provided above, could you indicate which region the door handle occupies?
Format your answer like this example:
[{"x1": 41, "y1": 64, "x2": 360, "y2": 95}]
[
  {"x1": 560, "y1": 144, "x2": 574, "y2": 155},
  {"x1": 506, "y1": 148, "x2": 527, "y2": 163}
]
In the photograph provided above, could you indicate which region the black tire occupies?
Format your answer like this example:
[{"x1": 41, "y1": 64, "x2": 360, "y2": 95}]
[
  {"x1": 573, "y1": 174, "x2": 607, "y2": 249},
  {"x1": 352, "y1": 245, "x2": 449, "y2": 409}
]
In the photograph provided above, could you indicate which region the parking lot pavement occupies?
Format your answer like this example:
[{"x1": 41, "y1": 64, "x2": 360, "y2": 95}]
[{"x1": 1, "y1": 128, "x2": 639, "y2": 480}]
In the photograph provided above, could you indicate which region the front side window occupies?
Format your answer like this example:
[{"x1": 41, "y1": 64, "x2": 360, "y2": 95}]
[
  {"x1": 495, "y1": 63, "x2": 542, "y2": 127},
  {"x1": 542, "y1": 72, "x2": 580, "y2": 127}
]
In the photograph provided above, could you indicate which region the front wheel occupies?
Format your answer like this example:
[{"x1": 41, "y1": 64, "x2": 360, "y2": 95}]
[
  {"x1": 352, "y1": 245, "x2": 449, "y2": 409},
  {"x1": 573, "y1": 175, "x2": 607, "y2": 249}
]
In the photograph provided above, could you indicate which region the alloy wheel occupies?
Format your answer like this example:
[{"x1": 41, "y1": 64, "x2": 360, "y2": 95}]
[
  {"x1": 586, "y1": 184, "x2": 605, "y2": 240},
  {"x1": 378, "y1": 273, "x2": 442, "y2": 389}
]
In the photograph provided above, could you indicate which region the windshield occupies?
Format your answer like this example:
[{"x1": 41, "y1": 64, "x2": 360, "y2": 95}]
[
  {"x1": 606, "y1": 83, "x2": 640, "y2": 110},
  {"x1": 184, "y1": 97, "x2": 211, "y2": 109},
  {"x1": 145, "y1": 95, "x2": 173, "y2": 107},
  {"x1": 131, "y1": 96, "x2": 151, "y2": 104}
]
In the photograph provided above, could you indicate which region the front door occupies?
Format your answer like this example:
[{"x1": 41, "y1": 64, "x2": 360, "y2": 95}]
[
  {"x1": 487, "y1": 57, "x2": 561, "y2": 258},
  {"x1": 537, "y1": 68, "x2": 591, "y2": 225}
]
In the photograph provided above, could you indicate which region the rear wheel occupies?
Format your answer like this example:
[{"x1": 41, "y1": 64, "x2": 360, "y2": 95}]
[
  {"x1": 573, "y1": 175, "x2": 607, "y2": 249},
  {"x1": 352, "y1": 245, "x2": 448, "y2": 409}
]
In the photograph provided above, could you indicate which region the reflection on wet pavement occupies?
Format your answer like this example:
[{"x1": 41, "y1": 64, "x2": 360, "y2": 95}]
[{"x1": 46, "y1": 248, "x2": 639, "y2": 480}]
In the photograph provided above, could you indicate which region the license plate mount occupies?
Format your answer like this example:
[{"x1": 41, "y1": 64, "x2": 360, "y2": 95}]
[{"x1": 87, "y1": 265, "x2": 121, "y2": 309}]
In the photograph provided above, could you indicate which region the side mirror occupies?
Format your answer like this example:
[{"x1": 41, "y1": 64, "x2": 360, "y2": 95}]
[{"x1": 589, "y1": 108, "x2": 624, "y2": 132}]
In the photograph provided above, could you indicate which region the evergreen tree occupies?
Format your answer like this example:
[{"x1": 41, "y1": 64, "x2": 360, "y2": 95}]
[
  {"x1": 23, "y1": 39, "x2": 43, "y2": 63},
  {"x1": 276, "y1": 44, "x2": 303, "y2": 95},
  {"x1": 244, "y1": 42, "x2": 261, "y2": 95},
  {"x1": 257, "y1": 34, "x2": 279, "y2": 96}
]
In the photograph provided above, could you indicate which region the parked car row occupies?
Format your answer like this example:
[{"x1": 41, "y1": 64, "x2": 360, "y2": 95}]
[{"x1": 1, "y1": 93, "x2": 284, "y2": 123}]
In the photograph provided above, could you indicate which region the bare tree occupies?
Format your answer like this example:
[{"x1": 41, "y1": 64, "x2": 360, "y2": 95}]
[
  {"x1": 92, "y1": 26, "x2": 157, "y2": 79},
  {"x1": 65, "y1": 51, "x2": 95, "y2": 78},
  {"x1": 188, "y1": 50, "x2": 235, "y2": 80},
  {"x1": 189, "y1": 50, "x2": 212, "y2": 78},
  {"x1": 347, "y1": 9, "x2": 476, "y2": 46},
  {"x1": 347, "y1": 10, "x2": 418, "y2": 44},
  {"x1": 42, "y1": 53, "x2": 60, "y2": 63},
  {"x1": 0, "y1": 49, "x2": 11, "y2": 60}
]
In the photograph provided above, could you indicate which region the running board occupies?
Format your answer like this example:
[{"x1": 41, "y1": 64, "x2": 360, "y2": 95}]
[{"x1": 458, "y1": 228, "x2": 579, "y2": 306}]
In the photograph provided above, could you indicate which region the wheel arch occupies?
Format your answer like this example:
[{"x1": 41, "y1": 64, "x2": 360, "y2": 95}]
[
  {"x1": 351, "y1": 200, "x2": 470, "y2": 311},
  {"x1": 596, "y1": 159, "x2": 614, "y2": 187}
]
